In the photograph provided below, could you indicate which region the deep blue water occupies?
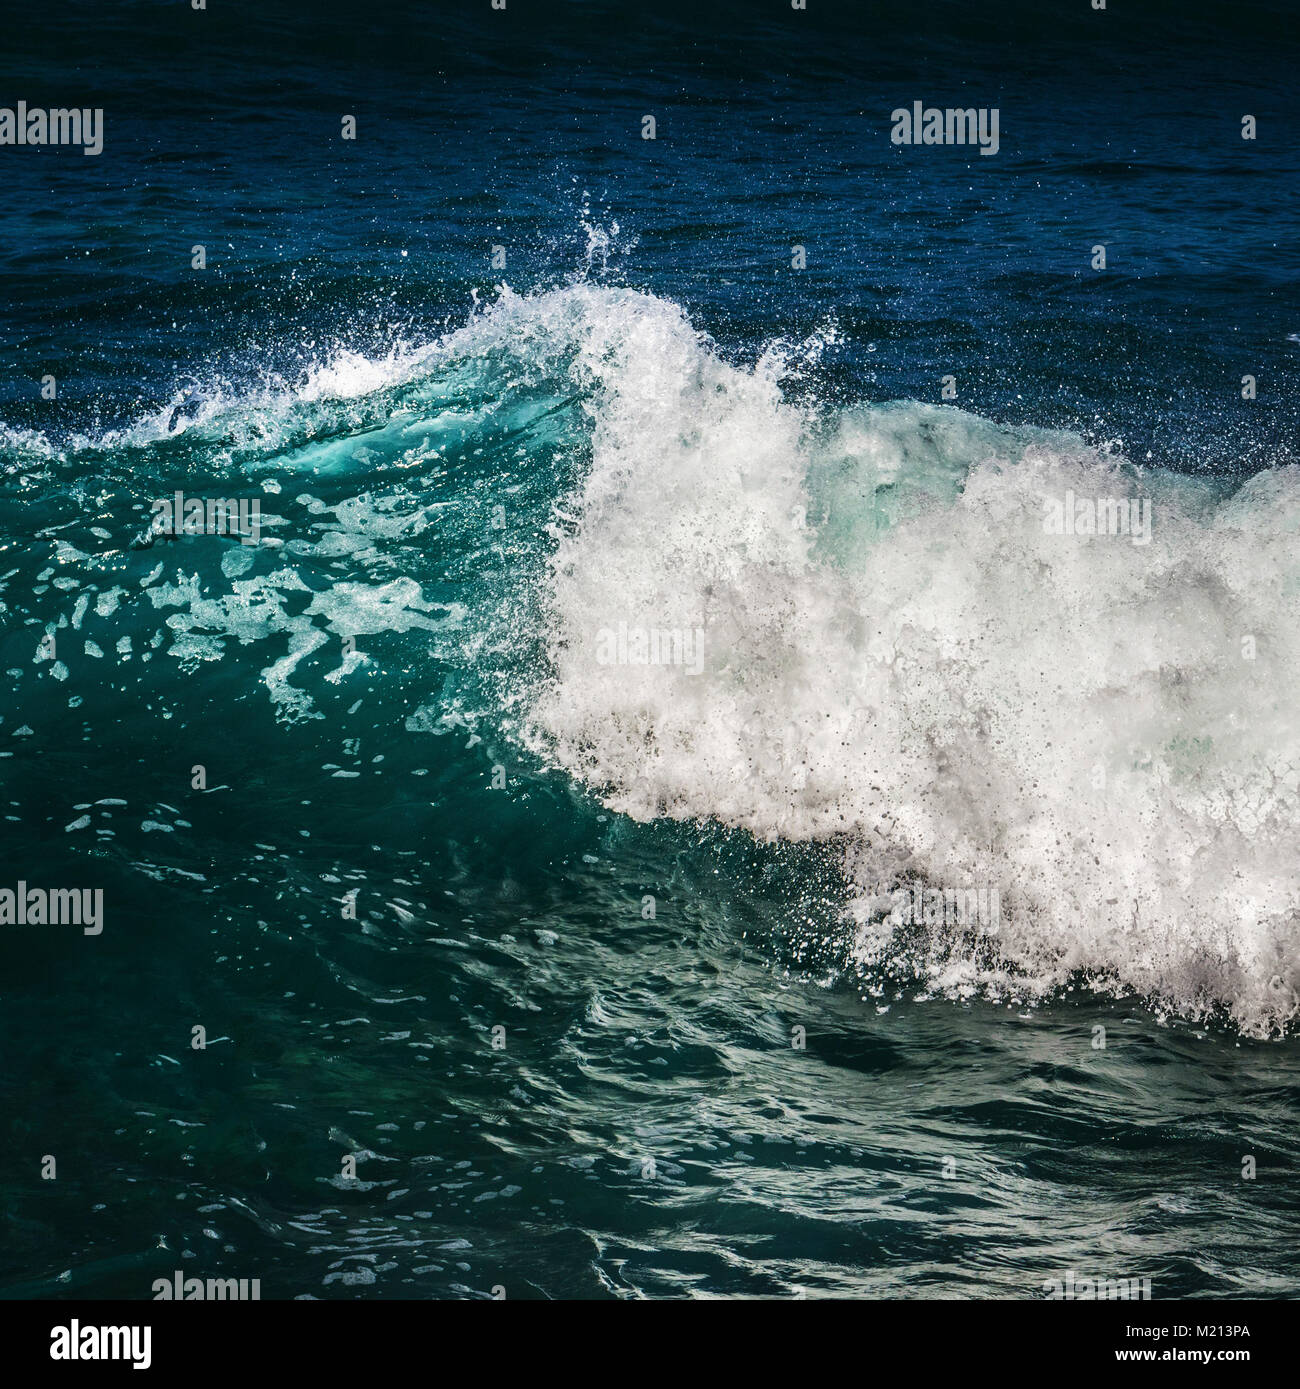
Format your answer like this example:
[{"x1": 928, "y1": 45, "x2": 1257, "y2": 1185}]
[{"x1": 2, "y1": 0, "x2": 1300, "y2": 1300}]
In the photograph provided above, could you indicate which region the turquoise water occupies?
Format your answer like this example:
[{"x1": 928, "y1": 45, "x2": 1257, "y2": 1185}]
[{"x1": 2, "y1": 0, "x2": 1300, "y2": 1301}]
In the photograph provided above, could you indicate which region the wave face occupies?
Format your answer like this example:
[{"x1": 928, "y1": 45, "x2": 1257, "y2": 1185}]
[{"x1": 3, "y1": 280, "x2": 1299, "y2": 1047}]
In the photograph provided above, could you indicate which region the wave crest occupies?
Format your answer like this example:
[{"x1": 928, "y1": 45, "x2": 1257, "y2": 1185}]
[{"x1": 517, "y1": 285, "x2": 1300, "y2": 1038}]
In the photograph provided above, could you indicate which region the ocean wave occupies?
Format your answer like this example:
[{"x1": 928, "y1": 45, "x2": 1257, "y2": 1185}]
[{"x1": 4, "y1": 279, "x2": 1298, "y2": 1037}]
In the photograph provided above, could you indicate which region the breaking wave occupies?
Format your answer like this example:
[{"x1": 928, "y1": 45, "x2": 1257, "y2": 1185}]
[{"x1": 6, "y1": 279, "x2": 1299, "y2": 1037}]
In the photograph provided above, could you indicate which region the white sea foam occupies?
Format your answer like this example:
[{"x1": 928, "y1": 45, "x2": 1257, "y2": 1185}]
[{"x1": 503, "y1": 284, "x2": 1300, "y2": 1037}]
